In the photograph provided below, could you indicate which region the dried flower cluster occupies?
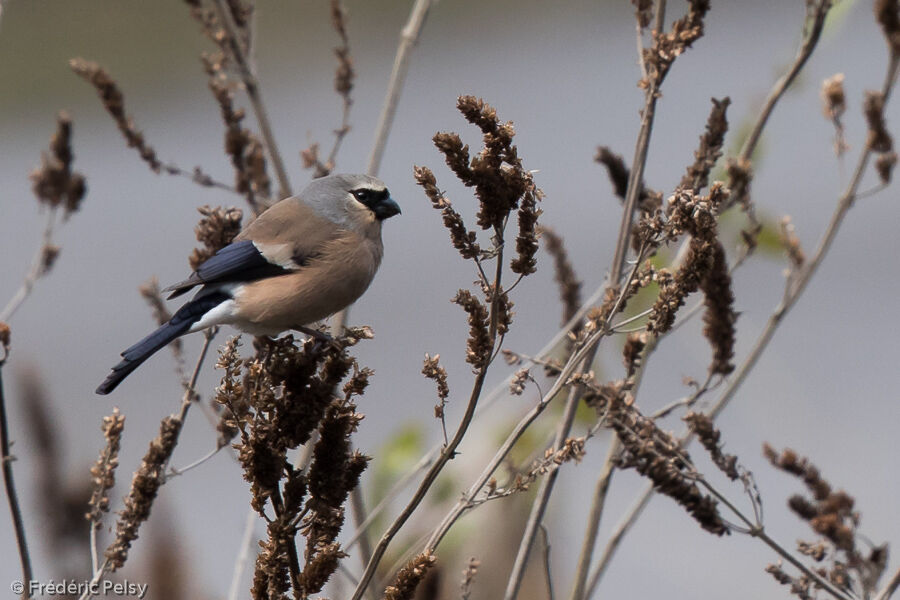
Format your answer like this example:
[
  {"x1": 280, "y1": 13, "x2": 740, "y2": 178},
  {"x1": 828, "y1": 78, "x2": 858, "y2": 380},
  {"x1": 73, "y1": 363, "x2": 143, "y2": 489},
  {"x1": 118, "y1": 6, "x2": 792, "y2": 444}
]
[
  {"x1": 683, "y1": 412, "x2": 738, "y2": 480},
  {"x1": 301, "y1": 0, "x2": 355, "y2": 178},
  {"x1": 629, "y1": 98, "x2": 737, "y2": 375},
  {"x1": 632, "y1": 0, "x2": 654, "y2": 29},
  {"x1": 188, "y1": 205, "x2": 244, "y2": 270},
  {"x1": 596, "y1": 146, "x2": 662, "y2": 214},
  {"x1": 641, "y1": 0, "x2": 710, "y2": 87},
  {"x1": 0, "y1": 322, "x2": 9, "y2": 357},
  {"x1": 70, "y1": 59, "x2": 163, "y2": 173},
  {"x1": 764, "y1": 445, "x2": 887, "y2": 596},
  {"x1": 106, "y1": 416, "x2": 181, "y2": 570},
  {"x1": 459, "y1": 557, "x2": 481, "y2": 600},
  {"x1": 86, "y1": 409, "x2": 125, "y2": 527},
  {"x1": 779, "y1": 216, "x2": 806, "y2": 270},
  {"x1": 422, "y1": 353, "x2": 450, "y2": 438},
  {"x1": 424, "y1": 95, "x2": 542, "y2": 275},
  {"x1": 622, "y1": 332, "x2": 646, "y2": 378},
  {"x1": 30, "y1": 111, "x2": 87, "y2": 220},
  {"x1": 643, "y1": 185, "x2": 736, "y2": 375},
  {"x1": 383, "y1": 552, "x2": 437, "y2": 600},
  {"x1": 203, "y1": 53, "x2": 272, "y2": 211},
  {"x1": 681, "y1": 97, "x2": 730, "y2": 193},
  {"x1": 538, "y1": 226, "x2": 583, "y2": 328},
  {"x1": 863, "y1": 90, "x2": 898, "y2": 185},
  {"x1": 875, "y1": 0, "x2": 900, "y2": 53},
  {"x1": 452, "y1": 290, "x2": 491, "y2": 369},
  {"x1": 415, "y1": 167, "x2": 481, "y2": 260},
  {"x1": 611, "y1": 395, "x2": 728, "y2": 536},
  {"x1": 213, "y1": 329, "x2": 373, "y2": 598},
  {"x1": 821, "y1": 73, "x2": 848, "y2": 156}
]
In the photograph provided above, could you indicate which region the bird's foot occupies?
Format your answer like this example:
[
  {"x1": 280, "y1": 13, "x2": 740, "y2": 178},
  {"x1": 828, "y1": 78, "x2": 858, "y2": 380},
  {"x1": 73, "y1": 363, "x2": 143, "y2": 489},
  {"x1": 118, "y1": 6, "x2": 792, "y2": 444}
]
[{"x1": 293, "y1": 325, "x2": 342, "y2": 351}]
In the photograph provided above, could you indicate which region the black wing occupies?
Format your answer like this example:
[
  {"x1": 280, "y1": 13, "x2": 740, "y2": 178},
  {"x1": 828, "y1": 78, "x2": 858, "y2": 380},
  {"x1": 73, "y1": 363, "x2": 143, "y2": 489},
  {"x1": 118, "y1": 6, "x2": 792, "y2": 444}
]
[{"x1": 163, "y1": 240, "x2": 290, "y2": 299}]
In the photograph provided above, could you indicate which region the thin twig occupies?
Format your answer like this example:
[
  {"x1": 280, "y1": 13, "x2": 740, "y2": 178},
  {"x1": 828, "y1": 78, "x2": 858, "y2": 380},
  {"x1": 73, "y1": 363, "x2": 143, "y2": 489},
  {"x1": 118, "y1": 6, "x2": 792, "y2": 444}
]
[
  {"x1": 349, "y1": 487, "x2": 375, "y2": 592},
  {"x1": 329, "y1": 0, "x2": 434, "y2": 366},
  {"x1": 227, "y1": 509, "x2": 258, "y2": 600},
  {"x1": 349, "y1": 239, "x2": 506, "y2": 600},
  {"x1": 585, "y1": 51, "x2": 899, "y2": 596},
  {"x1": 567, "y1": 438, "x2": 618, "y2": 600},
  {"x1": 0, "y1": 208, "x2": 57, "y2": 323},
  {"x1": 503, "y1": 381, "x2": 581, "y2": 600},
  {"x1": 165, "y1": 445, "x2": 223, "y2": 479},
  {"x1": 211, "y1": 0, "x2": 292, "y2": 199},
  {"x1": 539, "y1": 524, "x2": 555, "y2": 600},
  {"x1": 738, "y1": 0, "x2": 831, "y2": 165},
  {"x1": 344, "y1": 450, "x2": 436, "y2": 551},
  {"x1": 0, "y1": 362, "x2": 33, "y2": 597},
  {"x1": 365, "y1": 0, "x2": 434, "y2": 176},
  {"x1": 81, "y1": 331, "x2": 215, "y2": 599},
  {"x1": 873, "y1": 566, "x2": 900, "y2": 600},
  {"x1": 78, "y1": 558, "x2": 109, "y2": 600},
  {"x1": 580, "y1": 4, "x2": 844, "y2": 595}
]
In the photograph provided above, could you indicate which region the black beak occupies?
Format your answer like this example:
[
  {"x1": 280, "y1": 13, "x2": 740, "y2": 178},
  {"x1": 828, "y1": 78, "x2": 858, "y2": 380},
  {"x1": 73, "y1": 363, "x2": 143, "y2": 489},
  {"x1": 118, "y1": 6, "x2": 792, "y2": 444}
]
[{"x1": 375, "y1": 196, "x2": 401, "y2": 220}]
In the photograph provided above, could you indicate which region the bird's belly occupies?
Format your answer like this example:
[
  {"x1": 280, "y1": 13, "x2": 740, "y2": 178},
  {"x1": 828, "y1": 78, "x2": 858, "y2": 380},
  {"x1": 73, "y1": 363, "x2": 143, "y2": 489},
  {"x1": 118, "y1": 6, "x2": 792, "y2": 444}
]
[{"x1": 231, "y1": 264, "x2": 373, "y2": 334}]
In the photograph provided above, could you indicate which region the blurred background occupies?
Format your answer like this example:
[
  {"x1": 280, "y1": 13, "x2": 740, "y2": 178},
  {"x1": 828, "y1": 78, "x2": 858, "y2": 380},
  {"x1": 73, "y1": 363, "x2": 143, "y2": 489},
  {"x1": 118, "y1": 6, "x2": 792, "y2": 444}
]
[{"x1": 1, "y1": 0, "x2": 899, "y2": 598}]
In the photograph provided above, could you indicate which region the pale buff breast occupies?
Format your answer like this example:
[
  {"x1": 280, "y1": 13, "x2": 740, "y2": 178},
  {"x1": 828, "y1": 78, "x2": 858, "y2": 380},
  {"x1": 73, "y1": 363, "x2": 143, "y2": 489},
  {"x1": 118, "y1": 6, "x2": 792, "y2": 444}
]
[{"x1": 231, "y1": 234, "x2": 382, "y2": 334}]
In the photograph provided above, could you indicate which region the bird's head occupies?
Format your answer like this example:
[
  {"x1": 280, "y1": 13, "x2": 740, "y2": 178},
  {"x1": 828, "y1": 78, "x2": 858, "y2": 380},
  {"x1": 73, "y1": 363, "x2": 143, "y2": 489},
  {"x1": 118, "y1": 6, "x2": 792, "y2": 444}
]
[{"x1": 304, "y1": 173, "x2": 400, "y2": 231}]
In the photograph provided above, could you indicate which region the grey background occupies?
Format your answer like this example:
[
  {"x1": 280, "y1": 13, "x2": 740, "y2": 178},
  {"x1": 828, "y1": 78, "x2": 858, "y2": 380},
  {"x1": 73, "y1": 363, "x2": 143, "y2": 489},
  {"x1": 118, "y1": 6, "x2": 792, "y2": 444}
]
[{"x1": 1, "y1": 1, "x2": 898, "y2": 598}]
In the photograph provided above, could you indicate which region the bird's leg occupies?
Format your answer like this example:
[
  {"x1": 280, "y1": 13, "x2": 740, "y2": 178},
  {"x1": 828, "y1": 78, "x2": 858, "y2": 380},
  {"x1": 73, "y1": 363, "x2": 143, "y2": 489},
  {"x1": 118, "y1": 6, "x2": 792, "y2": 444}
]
[{"x1": 293, "y1": 325, "x2": 342, "y2": 351}]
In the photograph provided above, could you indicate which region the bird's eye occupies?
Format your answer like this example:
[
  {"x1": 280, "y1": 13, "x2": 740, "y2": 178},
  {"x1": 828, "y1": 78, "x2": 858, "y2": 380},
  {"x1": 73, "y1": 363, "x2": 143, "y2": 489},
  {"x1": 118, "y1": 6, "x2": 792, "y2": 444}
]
[{"x1": 352, "y1": 189, "x2": 369, "y2": 202}]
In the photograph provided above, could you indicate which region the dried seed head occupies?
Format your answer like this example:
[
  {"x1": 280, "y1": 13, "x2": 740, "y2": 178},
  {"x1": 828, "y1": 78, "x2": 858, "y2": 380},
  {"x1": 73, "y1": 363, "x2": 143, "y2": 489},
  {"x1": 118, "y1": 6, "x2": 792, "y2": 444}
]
[
  {"x1": 509, "y1": 367, "x2": 530, "y2": 396},
  {"x1": 383, "y1": 552, "x2": 438, "y2": 600},
  {"x1": 189, "y1": 205, "x2": 243, "y2": 270},
  {"x1": 875, "y1": 151, "x2": 898, "y2": 184},
  {"x1": 453, "y1": 289, "x2": 491, "y2": 369},
  {"x1": 422, "y1": 354, "x2": 449, "y2": 401},
  {"x1": 106, "y1": 416, "x2": 181, "y2": 570},
  {"x1": 0, "y1": 322, "x2": 9, "y2": 357},
  {"x1": 821, "y1": 73, "x2": 846, "y2": 121},
  {"x1": 875, "y1": 0, "x2": 900, "y2": 53},
  {"x1": 30, "y1": 112, "x2": 87, "y2": 218},
  {"x1": 681, "y1": 97, "x2": 730, "y2": 193},
  {"x1": 87, "y1": 408, "x2": 125, "y2": 526},
  {"x1": 779, "y1": 216, "x2": 806, "y2": 269},
  {"x1": 415, "y1": 166, "x2": 481, "y2": 260},
  {"x1": 70, "y1": 59, "x2": 162, "y2": 173},
  {"x1": 864, "y1": 91, "x2": 893, "y2": 153}
]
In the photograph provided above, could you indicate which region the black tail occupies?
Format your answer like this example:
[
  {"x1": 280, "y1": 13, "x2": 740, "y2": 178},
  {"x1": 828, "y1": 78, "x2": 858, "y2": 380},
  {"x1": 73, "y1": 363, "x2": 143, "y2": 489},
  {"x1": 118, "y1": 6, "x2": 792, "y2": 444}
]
[{"x1": 95, "y1": 291, "x2": 230, "y2": 395}]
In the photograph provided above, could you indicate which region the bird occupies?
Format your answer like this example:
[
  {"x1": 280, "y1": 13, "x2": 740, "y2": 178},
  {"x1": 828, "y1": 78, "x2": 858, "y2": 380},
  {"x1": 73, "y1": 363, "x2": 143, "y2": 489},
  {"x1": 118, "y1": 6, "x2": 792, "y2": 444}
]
[{"x1": 96, "y1": 173, "x2": 400, "y2": 395}]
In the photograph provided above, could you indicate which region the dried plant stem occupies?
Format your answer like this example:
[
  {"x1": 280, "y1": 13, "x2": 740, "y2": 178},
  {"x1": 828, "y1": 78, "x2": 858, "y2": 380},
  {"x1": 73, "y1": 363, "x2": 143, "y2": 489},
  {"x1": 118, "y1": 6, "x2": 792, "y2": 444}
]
[
  {"x1": 350, "y1": 344, "x2": 486, "y2": 600},
  {"x1": 0, "y1": 208, "x2": 57, "y2": 323},
  {"x1": 211, "y1": 0, "x2": 291, "y2": 199},
  {"x1": 0, "y1": 362, "x2": 34, "y2": 597},
  {"x1": 350, "y1": 244, "x2": 504, "y2": 600},
  {"x1": 227, "y1": 509, "x2": 258, "y2": 600},
  {"x1": 425, "y1": 258, "x2": 644, "y2": 555},
  {"x1": 77, "y1": 559, "x2": 109, "y2": 600},
  {"x1": 329, "y1": 0, "x2": 434, "y2": 377},
  {"x1": 350, "y1": 487, "x2": 374, "y2": 570},
  {"x1": 739, "y1": 0, "x2": 830, "y2": 162},
  {"x1": 567, "y1": 438, "x2": 618, "y2": 600},
  {"x1": 585, "y1": 52, "x2": 899, "y2": 596},
  {"x1": 609, "y1": 0, "x2": 665, "y2": 283},
  {"x1": 696, "y1": 479, "x2": 852, "y2": 600},
  {"x1": 504, "y1": 380, "x2": 583, "y2": 600},
  {"x1": 365, "y1": 0, "x2": 434, "y2": 176},
  {"x1": 584, "y1": 482, "x2": 653, "y2": 597},
  {"x1": 874, "y1": 566, "x2": 900, "y2": 600},
  {"x1": 344, "y1": 450, "x2": 436, "y2": 551},
  {"x1": 81, "y1": 332, "x2": 214, "y2": 600}
]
